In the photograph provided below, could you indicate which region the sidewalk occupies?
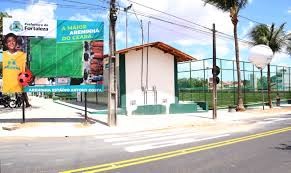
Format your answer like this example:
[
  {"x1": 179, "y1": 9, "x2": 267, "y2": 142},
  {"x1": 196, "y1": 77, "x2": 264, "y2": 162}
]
[{"x1": 0, "y1": 96, "x2": 291, "y2": 137}]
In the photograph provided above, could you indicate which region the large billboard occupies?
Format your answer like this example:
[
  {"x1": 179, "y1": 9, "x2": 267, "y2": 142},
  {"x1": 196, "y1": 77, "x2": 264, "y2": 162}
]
[{"x1": 1, "y1": 18, "x2": 104, "y2": 93}]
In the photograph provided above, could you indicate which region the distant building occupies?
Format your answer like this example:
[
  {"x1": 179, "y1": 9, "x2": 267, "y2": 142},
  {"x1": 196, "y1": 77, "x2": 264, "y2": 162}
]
[
  {"x1": 276, "y1": 69, "x2": 291, "y2": 91},
  {"x1": 208, "y1": 77, "x2": 243, "y2": 90}
]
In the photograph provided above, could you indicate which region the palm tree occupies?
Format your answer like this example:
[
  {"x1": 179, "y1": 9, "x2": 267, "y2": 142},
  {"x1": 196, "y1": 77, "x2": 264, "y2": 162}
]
[
  {"x1": 203, "y1": 0, "x2": 248, "y2": 111},
  {"x1": 249, "y1": 23, "x2": 291, "y2": 108},
  {"x1": 0, "y1": 12, "x2": 11, "y2": 32}
]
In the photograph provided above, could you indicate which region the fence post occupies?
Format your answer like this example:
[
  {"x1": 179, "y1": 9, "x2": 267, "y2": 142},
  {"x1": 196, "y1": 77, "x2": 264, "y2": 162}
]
[
  {"x1": 252, "y1": 64, "x2": 255, "y2": 104},
  {"x1": 220, "y1": 59, "x2": 222, "y2": 107},
  {"x1": 252, "y1": 64, "x2": 255, "y2": 90},
  {"x1": 243, "y1": 61, "x2": 246, "y2": 104},
  {"x1": 203, "y1": 60, "x2": 206, "y2": 102},
  {"x1": 276, "y1": 65, "x2": 279, "y2": 93},
  {"x1": 190, "y1": 62, "x2": 192, "y2": 101},
  {"x1": 233, "y1": 60, "x2": 235, "y2": 105},
  {"x1": 289, "y1": 67, "x2": 290, "y2": 94},
  {"x1": 283, "y1": 67, "x2": 285, "y2": 97}
]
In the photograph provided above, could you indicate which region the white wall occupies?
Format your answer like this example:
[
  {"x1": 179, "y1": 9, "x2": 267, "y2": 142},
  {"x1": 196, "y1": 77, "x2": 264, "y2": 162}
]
[{"x1": 124, "y1": 47, "x2": 175, "y2": 114}]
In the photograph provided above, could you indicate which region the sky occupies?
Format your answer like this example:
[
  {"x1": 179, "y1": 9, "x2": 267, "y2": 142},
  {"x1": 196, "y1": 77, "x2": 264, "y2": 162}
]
[{"x1": 0, "y1": 0, "x2": 290, "y2": 71}]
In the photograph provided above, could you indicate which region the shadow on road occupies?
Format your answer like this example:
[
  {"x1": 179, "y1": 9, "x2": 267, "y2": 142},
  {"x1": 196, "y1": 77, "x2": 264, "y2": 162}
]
[
  {"x1": 275, "y1": 143, "x2": 291, "y2": 151},
  {"x1": 77, "y1": 112, "x2": 108, "y2": 126},
  {"x1": 1, "y1": 113, "x2": 108, "y2": 127},
  {"x1": 0, "y1": 118, "x2": 85, "y2": 123},
  {"x1": 190, "y1": 115, "x2": 213, "y2": 119},
  {"x1": 0, "y1": 106, "x2": 41, "y2": 113}
]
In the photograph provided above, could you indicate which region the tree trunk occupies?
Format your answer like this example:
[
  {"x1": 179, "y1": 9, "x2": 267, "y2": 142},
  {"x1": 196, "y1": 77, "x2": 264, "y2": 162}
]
[
  {"x1": 233, "y1": 22, "x2": 245, "y2": 111},
  {"x1": 267, "y1": 64, "x2": 272, "y2": 108}
]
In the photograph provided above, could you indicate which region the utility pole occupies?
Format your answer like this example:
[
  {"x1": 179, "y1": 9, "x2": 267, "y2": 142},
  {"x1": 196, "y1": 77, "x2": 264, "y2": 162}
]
[
  {"x1": 124, "y1": 4, "x2": 132, "y2": 48},
  {"x1": 108, "y1": 0, "x2": 118, "y2": 126},
  {"x1": 140, "y1": 20, "x2": 145, "y2": 104},
  {"x1": 212, "y1": 23, "x2": 217, "y2": 119}
]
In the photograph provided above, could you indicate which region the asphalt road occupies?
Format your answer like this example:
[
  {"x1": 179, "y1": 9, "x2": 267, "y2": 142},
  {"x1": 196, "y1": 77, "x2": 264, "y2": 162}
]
[
  {"x1": 0, "y1": 115, "x2": 291, "y2": 173},
  {"x1": 109, "y1": 127, "x2": 291, "y2": 173}
]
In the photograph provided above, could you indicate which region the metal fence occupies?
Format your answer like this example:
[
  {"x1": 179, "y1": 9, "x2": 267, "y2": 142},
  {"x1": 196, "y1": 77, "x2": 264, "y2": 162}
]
[{"x1": 178, "y1": 58, "x2": 291, "y2": 109}]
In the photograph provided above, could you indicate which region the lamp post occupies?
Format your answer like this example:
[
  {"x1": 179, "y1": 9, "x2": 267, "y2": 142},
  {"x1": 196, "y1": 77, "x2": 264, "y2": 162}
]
[
  {"x1": 124, "y1": 4, "x2": 132, "y2": 48},
  {"x1": 248, "y1": 45, "x2": 273, "y2": 110}
]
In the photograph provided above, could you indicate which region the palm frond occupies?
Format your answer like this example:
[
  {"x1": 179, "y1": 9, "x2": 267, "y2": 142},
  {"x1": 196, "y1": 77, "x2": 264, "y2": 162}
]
[
  {"x1": 203, "y1": 0, "x2": 248, "y2": 12},
  {"x1": 287, "y1": 46, "x2": 291, "y2": 55},
  {"x1": 272, "y1": 23, "x2": 286, "y2": 41},
  {"x1": 249, "y1": 22, "x2": 289, "y2": 54},
  {"x1": 249, "y1": 24, "x2": 270, "y2": 45}
]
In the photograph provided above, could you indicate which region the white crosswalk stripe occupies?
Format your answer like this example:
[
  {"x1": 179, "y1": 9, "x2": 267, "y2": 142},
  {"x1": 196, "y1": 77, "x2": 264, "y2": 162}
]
[
  {"x1": 256, "y1": 117, "x2": 291, "y2": 124},
  {"x1": 104, "y1": 129, "x2": 200, "y2": 143},
  {"x1": 95, "y1": 128, "x2": 193, "y2": 140},
  {"x1": 112, "y1": 132, "x2": 201, "y2": 145},
  {"x1": 98, "y1": 128, "x2": 230, "y2": 152},
  {"x1": 125, "y1": 134, "x2": 230, "y2": 152}
]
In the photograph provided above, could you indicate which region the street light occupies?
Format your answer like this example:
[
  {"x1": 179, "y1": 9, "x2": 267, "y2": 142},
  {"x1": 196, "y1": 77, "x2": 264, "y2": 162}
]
[
  {"x1": 124, "y1": 4, "x2": 132, "y2": 48},
  {"x1": 248, "y1": 44, "x2": 273, "y2": 110}
]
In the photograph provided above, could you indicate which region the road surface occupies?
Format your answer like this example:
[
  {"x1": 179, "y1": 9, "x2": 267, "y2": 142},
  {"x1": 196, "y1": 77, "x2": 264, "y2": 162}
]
[{"x1": 0, "y1": 115, "x2": 291, "y2": 173}]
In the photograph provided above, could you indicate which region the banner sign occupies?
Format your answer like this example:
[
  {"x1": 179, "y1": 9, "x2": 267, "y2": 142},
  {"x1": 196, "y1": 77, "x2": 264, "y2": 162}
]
[
  {"x1": 57, "y1": 20, "x2": 104, "y2": 43},
  {"x1": 3, "y1": 18, "x2": 56, "y2": 37},
  {"x1": 24, "y1": 84, "x2": 104, "y2": 93}
]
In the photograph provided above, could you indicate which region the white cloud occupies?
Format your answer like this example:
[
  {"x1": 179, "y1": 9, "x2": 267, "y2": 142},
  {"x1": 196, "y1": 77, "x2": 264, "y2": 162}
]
[
  {"x1": 241, "y1": 21, "x2": 254, "y2": 38},
  {"x1": 118, "y1": 0, "x2": 244, "y2": 61},
  {"x1": 6, "y1": 1, "x2": 108, "y2": 21},
  {"x1": 272, "y1": 52, "x2": 291, "y2": 66},
  {"x1": 216, "y1": 39, "x2": 231, "y2": 57},
  {"x1": 69, "y1": 13, "x2": 94, "y2": 21},
  {"x1": 240, "y1": 42, "x2": 252, "y2": 51},
  {"x1": 288, "y1": 8, "x2": 291, "y2": 14},
  {"x1": 69, "y1": 11, "x2": 108, "y2": 21},
  {"x1": 175, "y1": 39, "x2": 209, "y2": 47},
  {"x1": 125, "y1": 1, "x2": 264, "y2": 63},
  {"x1": 116, "y1": 31, "x2": 132, "y2": 43},
  {"x1": 190, "y1": 52, "x2": 205, "y2": 60},
  {"x1": 5, "y1": 0, "x2": 56, "y2": 20},
  {"x1": 121, "y1": 0, "x2": 169, "y2": 16},
  {"x1": 120, "y1": 0, "x2": 233, "y2": 44}
]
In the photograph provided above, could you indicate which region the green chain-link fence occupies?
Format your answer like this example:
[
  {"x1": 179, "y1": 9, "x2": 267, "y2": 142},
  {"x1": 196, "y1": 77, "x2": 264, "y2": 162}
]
[{"x1": 178, "y1": 58, "x2": 291, "y2": 109}]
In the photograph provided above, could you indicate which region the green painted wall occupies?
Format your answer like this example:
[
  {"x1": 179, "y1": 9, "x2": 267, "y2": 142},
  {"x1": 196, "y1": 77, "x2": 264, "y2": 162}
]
[
  {"x1": 119, "y1": 53, "x2": 126, "y2": 108},
  {"x1": 174, "y1": 57, "x2": 178, "y2": 103}
]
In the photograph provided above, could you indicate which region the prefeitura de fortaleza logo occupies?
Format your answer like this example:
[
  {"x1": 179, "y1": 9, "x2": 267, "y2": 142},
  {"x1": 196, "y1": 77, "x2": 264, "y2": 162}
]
[{"x1": 9, "y1": 21, "x2": 23, "y2": 32}]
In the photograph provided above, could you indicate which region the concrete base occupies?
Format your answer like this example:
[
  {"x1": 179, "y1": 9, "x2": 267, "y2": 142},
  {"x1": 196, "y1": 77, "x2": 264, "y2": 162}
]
[
  {"x1": 169, "y1": 103, "x2": 197, "y2": 114},
  {"x1": 132, "y1": 105, "x2": 167, "y2": 115}
]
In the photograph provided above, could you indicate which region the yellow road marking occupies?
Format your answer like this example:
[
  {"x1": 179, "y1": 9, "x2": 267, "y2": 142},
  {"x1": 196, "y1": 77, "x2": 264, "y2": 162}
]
[{"x1": 60, "y1": 126, "x2": 291, "y2": 173}]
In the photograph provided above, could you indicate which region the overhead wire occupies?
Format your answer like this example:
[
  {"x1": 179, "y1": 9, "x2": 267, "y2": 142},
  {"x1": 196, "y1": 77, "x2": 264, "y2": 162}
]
[
  {"x1": 3, "y1": 0, "x2": 290, "y2": 55},
  {"x1": 126, "y1": 0, "x2": 252, "y2": 43},
  {"x1": 61, "y1": 0, "x2": 110, "y2": 7},
  {"x1": 3, "y1": 0, "x2": 109, "y2": 11},
  {"x1": 127, "y1": 0, "x2": 212, "y2": 32},
  {"x1": 124, "y1": 10, "x2": 249, "y2": 45},
  {"x1": 125, "y1": 0, "x2": 289, "y2": 55}
]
